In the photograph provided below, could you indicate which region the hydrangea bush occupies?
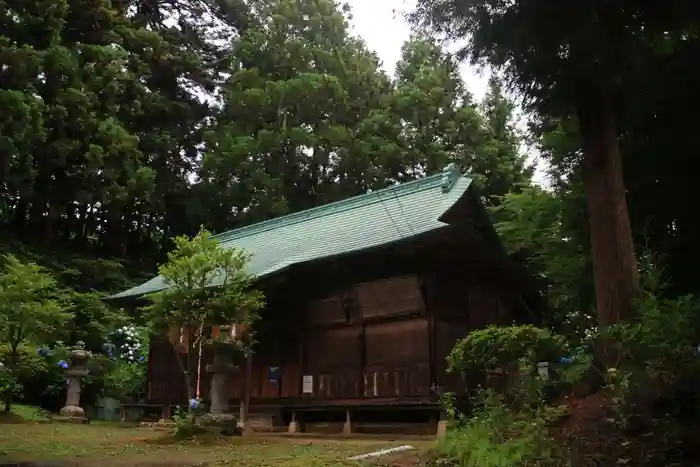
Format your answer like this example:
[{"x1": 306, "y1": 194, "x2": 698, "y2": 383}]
[
  {"x1": 103, "y1": 325, "x2": 147, "y2": 363},
  {"x1": 32, "y1": 326, "x2": 149, "y2": 403},
  {"x1": 100, "y1": 325, "x2": 149, "y2": 401}
]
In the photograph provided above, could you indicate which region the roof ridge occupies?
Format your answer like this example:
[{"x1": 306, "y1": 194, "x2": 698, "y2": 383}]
[{"x1": 212, "y1": 173, "x2": 447, "y2": 243}]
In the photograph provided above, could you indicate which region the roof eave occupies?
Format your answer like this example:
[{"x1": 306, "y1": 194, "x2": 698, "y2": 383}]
[{"x1": 105, "y1": 224, "x2": 453, "y2": 302}]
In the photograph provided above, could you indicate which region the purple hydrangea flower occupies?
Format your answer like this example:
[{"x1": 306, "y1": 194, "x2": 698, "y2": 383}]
[
  {"x1": 58, "y1": 360, "x2": 69, "y2": 369},
  {"x1": 189, "y1": 398, "x2": 200, "y2": 410}
]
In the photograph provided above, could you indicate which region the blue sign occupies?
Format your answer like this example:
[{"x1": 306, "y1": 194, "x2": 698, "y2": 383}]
[{"x1": 269, "y1": 366, "x2": 280, "y2": 384}]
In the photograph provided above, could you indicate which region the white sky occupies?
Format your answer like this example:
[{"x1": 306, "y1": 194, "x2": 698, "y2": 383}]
[
  {"x1": 345, "y1": 0, "x2": 549, "y2": 186},
  {"x1": 345, "y1": 0, "x2": 491, "y2": 99}
]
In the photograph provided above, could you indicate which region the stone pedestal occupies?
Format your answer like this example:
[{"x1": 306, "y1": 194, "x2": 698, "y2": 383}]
[
  {"x1": 288, "y1": 411, "x2": 299, "y2": 433},
  {"x1": 55, "y1": 347, "x2": 90, "y2": 424},
  {"x1": 342, "y1": 409, "x2": 353, "y2": 436},
  {"x1": 200, "y1": 342, "x2": 239, "y2": 435},
  {"x1": 436, "y1": 412, "x2": 448, "y2": 439}
]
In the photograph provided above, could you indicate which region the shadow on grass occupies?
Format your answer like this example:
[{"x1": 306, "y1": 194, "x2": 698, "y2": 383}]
[
  {"x1": 142, "y1": 429, "x2": 237, "y2": 447},
  {"x1": 0, "y1": 411, "x2": 31, "y2": 424},
  {"x1": 89, "y1": 421, "x2": 144, "y2": 429}
]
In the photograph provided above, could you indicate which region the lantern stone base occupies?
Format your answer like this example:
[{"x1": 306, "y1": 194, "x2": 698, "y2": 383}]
[
  {"x1": 200, "y1": 413, "x2": 240, "y2": 436},
  {"x1": 53, "y1": 405, "x2": 88, "y2": 423},
  {"x1": 59, "y1": 404, "x2": 85, "y2": 417}
]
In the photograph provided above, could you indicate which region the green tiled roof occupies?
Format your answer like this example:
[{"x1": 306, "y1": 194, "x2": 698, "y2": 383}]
[{"x1": 110, "y1": 164, "x2": 472, "y2": 300}]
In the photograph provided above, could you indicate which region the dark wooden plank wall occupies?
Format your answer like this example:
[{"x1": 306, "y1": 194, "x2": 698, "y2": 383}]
[
  {"x1": 146, "y1": 263, "x2": 522, "y2": 407},
  {"x1": 427, "y1": 267, "x2": 519, "y2": 395},
  {"x1": 147, "y1": 335, "x2": 214, "y2": 405},
  {"x1": 223, "y1": 274, "x2": 438, "y2": 405}
]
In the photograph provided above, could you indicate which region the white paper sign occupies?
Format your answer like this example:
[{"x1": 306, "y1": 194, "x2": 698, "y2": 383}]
[{"x1": 302, "y1": 375, "x2": 313, "y2": 394}]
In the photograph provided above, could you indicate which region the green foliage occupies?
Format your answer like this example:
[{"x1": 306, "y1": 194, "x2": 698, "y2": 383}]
[
  {"x1": 0, "y1": 364, "x2": 21, "y2": 400},
  {"x1": 605, "y1": 254, "x2": 700, "y2": 430},
  {"x1": 438, "y1": 390, "x2": 563, "y2": 467},
  {"x1": 448, "y1": 325, "x2": 566, "y2": 374},
  {"x1": 0, "y1": 254, "x2": 71, "y2": 348},
  {"x1": 171, "y1": 406, "x2": 203, "y2": 439},
  {"x1": 408, "y1": 0, "x2": 699, "y2": 116},
  {"x1": 0, "y1": 342, "x2": 67, "y2": 411},
  {"x1": 1, "y1": 0, "x2": 533, "y2": 296},
  {"x1": 442, "y1": 325, "x2": 588, "y2": 467},
  {"x1": 0, "y1": 344, "x2": 48, "y2": 386},
  {"x1": 144, "y1": 229, "x2": 264, "y2": 401},
  {"x1": 0, "y1": 254, "x2": 72, "y2": 411},
  {"x1": 145, "y1": 230, "x2": 264, "y2": 333},
  {"x1": 492, "y1": 186, "x2": 594, "y2": 339},
  {"x1": 102, "y1": 359, "x2": 147, "y2": 402}
]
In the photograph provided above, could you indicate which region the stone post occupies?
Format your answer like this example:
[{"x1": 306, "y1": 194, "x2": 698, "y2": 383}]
[
  {"x1": 436, "y1": 411, "x2": 448, "y2": 439},
  {"x1": 200, "y1": 342, "x2": 238, "y2": 434},
  {"x1": 57, "y1": 344, "x2": 90, "y2": 423},
  {"x1": 288, "y1": 411, "x2": 299, "y2": 433},
  {"x1": 342, "y1": 409, "x2": 353, "y2": 436}
]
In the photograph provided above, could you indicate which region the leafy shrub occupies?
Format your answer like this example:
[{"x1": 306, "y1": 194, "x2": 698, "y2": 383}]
[
  {"x1": 438, "y1": 390, "x2": 563, "y2": 467},
  {"x1": 601, "y1": 255, "x2": 700, "y2": 465},
  {"x1": 1, "y1": 342, "x2": 111, "y2": 411},
  {"x1": 0, "y1": 363, "x2": 21, "y2": 404},
  {"x1": 171, "y1": 406, "x2": 202, "y2": 439},
  {"x1": 0, "y1": 344, "x2": 48, "y2": 385},
  {"x1": 15, "y1": 343, "x2": 72, "y2": 411},
  {"x1": 102, "y1": 359, "x2": 147, "y2": 401},
  {"x1": 447, "y1": 324, "x2": 582, "y2": 404},
  {"x1": 448, "y1": 325, "x2": 567, "y2": 374},
  {"x1": 439, "y1": 325, "x2": 578, "y2": 467},
  {"x1": 100, "y1": 325, "x2": 148, "y2": 401}
]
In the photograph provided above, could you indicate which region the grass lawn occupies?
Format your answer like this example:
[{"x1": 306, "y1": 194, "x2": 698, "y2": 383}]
[{"x1": 0, "y1": 407, "x2": 433, "y2": 466}]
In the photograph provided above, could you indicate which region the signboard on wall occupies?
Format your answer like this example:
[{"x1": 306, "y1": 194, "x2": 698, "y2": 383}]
[
  {"x1": 302, "y1": 375, "x2": 313, "y2": 394},
  {"x1": 269, "y1": 366, "x2": 280, "y2": 384}
]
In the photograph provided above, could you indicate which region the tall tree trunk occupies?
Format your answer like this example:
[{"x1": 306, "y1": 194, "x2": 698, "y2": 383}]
[
  {"x1": 43, "y1": 203, "x2": 62, "y2": 249},
  {"x1": 4, "y1": 348, "x2": 18, "y2": 413},
  {"x1": 75, "y1": 203, "x2": 88, "y2": 247},
  {"x1": 577, "y1": 88, "x2": 638, "y2": 333},
  {"x1": 14, "y1": 199, "x2": 27, "y2": 234}
]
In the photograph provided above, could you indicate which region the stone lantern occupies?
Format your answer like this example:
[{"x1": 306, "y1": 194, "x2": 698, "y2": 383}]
[
  {"x1": 57, "y1": 342, "x2": 90, "y2": 423},
  {"x1": 199, "y1": 324, "x2": 244, "y2": 435}
]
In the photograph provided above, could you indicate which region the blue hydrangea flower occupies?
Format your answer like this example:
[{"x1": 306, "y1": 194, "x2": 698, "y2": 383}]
[
  {"x1": 58, "y1": 360, "x2": 69, "y2": 369},
  {"x1": 189, "y1": 398, "x2": 200, "y2": 410},
  {"x1": 559, "y1": 356, "x2": 572, "y2": 365},
  {"x1": 38, "y1": 347, "x2": 50, "y2": 357},
  {"x1": 138, "y1": 355, "x2": 145, "y2": 362}
]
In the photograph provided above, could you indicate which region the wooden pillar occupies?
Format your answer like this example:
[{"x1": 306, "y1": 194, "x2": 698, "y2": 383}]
[
  {"x1": 160, "y1": 404, "x2": 172, "y2": 421},
  {"x1": 242, "y1": 350, "x2": 253, "y2": 436},
  {"x1": 358, "y1": 322, "x2": 366, "y2": 397},
  {"x1": 424, "y1": 275, "x2": 438, "y2": 393}
]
